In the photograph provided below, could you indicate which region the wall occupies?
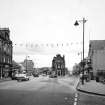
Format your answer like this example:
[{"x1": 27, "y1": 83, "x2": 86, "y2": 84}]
[{"x1": 93, "y1": 50, "x2": 105, "y2": 77}]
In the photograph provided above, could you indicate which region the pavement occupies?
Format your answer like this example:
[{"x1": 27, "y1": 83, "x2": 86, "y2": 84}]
[
  {"x1": 0, "y1": 77, "x2": 12, "y2": 82},
  {"x1": 77, "y1": 79, "x2": 105, "y2": 96}
]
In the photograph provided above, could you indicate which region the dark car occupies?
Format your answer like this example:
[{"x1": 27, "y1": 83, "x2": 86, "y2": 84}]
[
  {"x1": 11, "y1": 75, "x2": 17, "y2": 80},
  {"x1": 49, "y1": 74, "x2": 57, "y2": 78},
  {"x1": 33, "y1": 73, "x2": 39, "y2": 77}
]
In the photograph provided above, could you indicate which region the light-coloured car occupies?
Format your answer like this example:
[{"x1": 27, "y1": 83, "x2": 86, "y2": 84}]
[{"x1": 16, "y1": 74, "x2": 29, "y2": 82}]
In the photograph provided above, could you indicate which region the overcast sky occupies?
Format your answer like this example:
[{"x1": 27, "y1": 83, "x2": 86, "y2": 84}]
[{"x1": 0, "y1": 0, "x2": 105, "y2": 69}]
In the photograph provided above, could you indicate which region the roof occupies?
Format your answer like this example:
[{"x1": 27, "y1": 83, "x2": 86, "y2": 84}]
[
  {"x1": 53, "y1": 54, "x2": 64, "y2": 62},
  {"x1": 90, "y1": 40, "x2": 105, "y2": 51}
]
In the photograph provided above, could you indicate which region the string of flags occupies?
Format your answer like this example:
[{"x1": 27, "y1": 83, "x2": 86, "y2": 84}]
[{"x1": 13, "y1": 42, "x2": 83, "y2": 48}]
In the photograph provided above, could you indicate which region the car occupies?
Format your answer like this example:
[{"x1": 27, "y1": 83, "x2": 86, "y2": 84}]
[
  {"x1": 11, "y1": 73, "x2": 22, "y2": 80},
  {"x1": 33, "y1": 73, "x2": 39, "y2": 77},
  {"x1": 49, "y1": 74, "x2": 57, "y2": 78},
  {"x1": 16, "y1": 74, "x2": 29, "y2": 82},
  {"x1": 11, "y1": 74, "x2": 17, "y2": 80}
]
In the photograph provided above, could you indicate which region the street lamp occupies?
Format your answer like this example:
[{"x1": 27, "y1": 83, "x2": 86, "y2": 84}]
[{"x1": 74, "y1": 18, "x2": 87, "y2": 85}]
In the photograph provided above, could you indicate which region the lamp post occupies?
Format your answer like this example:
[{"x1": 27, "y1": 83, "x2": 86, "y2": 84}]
[{"x1": 74, "y1": 18, "x2": 87, "y2": 85}]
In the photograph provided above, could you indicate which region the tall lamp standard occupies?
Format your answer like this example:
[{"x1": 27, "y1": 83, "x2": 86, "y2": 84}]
[{"x1": 74, "y1": 18, "x2": 87, "y2": 85}]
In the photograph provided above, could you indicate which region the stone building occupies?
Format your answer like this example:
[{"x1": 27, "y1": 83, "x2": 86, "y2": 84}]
[
  {"x1": 0, "y1": 28, "x2": 12, "y2": 78},
  {"x1": 21, "y1": 59, "x2": 34, "y2": 75},
  {"x1": 12, "y1": 60, "x2": 21, "y2": 74},
  {"x1": 88, "y1": 40, "x2": 105, "y2": 79},
  {"x1": 52, "y1": 54, "x2": 66, "y2": 76}
]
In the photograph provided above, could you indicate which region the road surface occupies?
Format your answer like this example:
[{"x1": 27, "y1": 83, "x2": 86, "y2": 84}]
[
  {"x1": 0, "y1": 76, "x2": 104, "y2": 105},
  {"x1": 0, "y1": 76, "x2": 78, "y2": 105}
]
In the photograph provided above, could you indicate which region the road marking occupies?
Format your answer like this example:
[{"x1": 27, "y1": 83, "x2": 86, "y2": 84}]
[
  {"x1": 74, "y1": 93, "x2": 78, "y2": 105},
  {"x1": 75, "y1": 93, "x2": 78, "y2": 98},
  {"x1": 74, "y1": 101, "x2": 77, "y2": 105},
  {"x1": 74, "y1": 98, "x2": 77, "y2": 102}
]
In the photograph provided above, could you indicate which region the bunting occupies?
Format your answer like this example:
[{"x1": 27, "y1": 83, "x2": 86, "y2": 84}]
[{"x1": 13, "y1": 42, "x2": 83, "y2": 48}]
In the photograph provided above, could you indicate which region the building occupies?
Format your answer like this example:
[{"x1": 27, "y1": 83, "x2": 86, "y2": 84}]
[
  {"x1": 39, "y1": 67, "x2": 51, "y2": 75},
  {"x1": 21, "y1": 59, "x2": 34, "y2": 75},
  {"x1": 0, "y1": 28, "x2": 12, "y2": 78},
  {"x1": 52, "y1": 54, "x2": 66, "y2": 76},
  {"x1": 12, "y1": 60, "x2": 21, "y2": 75},
  {"x1": 72, "y1": 63, "x2": 81, "y2": 75},
  {"x1": 88, "y1": 40, "x2": 105, "y2": 79}
]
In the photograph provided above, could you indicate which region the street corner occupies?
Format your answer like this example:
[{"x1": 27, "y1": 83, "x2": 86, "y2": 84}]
[
  {"x1": 75, "y1": 78, "x2": 89, "y2": 91},
  {"x1": 76, "y1": 81, "x2": 84, "y2": 91},
  {"x1": 76, "y1": 80, "x2": 105, "y2": 97},
  {"x1": 76, "y1": 79, "x2": 91, "y2": 91}
]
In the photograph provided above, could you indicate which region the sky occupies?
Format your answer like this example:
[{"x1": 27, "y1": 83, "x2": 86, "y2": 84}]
[{"x1": 0, "y1": 0, "x2": 105, "y2": 70}]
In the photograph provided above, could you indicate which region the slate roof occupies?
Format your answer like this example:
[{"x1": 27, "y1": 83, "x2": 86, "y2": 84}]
[{"x1": 89, "y1": 40, "x2": 105, "y2": 51}]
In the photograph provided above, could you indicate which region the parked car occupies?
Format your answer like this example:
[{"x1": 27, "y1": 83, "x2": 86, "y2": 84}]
[
  {"x1": 16, "y1": 74, "x2": 29, "y2": 82},
  {"x1": 33, "y1": 73, "x2": 39, "y2": 77},
  {"x1": 49, "y1": 74, "x2": 57, "y2": 78},
  {"x1": 11, "y1": 74, "x2": 18, "y2": 80}
]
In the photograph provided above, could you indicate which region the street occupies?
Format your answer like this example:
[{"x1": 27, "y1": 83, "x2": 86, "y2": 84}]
[
  {"x1": 0, "y1": 76, "x2": 105, "y2": 105},
  {"x1": 0, "y1": 76, "x2": 77, "y2": 105}
]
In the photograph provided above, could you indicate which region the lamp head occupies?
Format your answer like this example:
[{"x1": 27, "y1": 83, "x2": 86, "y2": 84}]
[{"x1": 74, "y1": 20, "x2": 79, "y2": 26}]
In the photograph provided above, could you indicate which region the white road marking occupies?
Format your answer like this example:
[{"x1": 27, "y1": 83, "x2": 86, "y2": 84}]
[
  {"x1": 75, "y1": 93, "x2": 78, "y2": 98},
  {"x1": 74, "y1": 101, "x2": 77, "y2": 105},
  {"x1": 74, "y1": 93, "x2": 78, "y2": 105},
  {"x1": 74, "y1": 98, "x2": 78, "y2": 102}
]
